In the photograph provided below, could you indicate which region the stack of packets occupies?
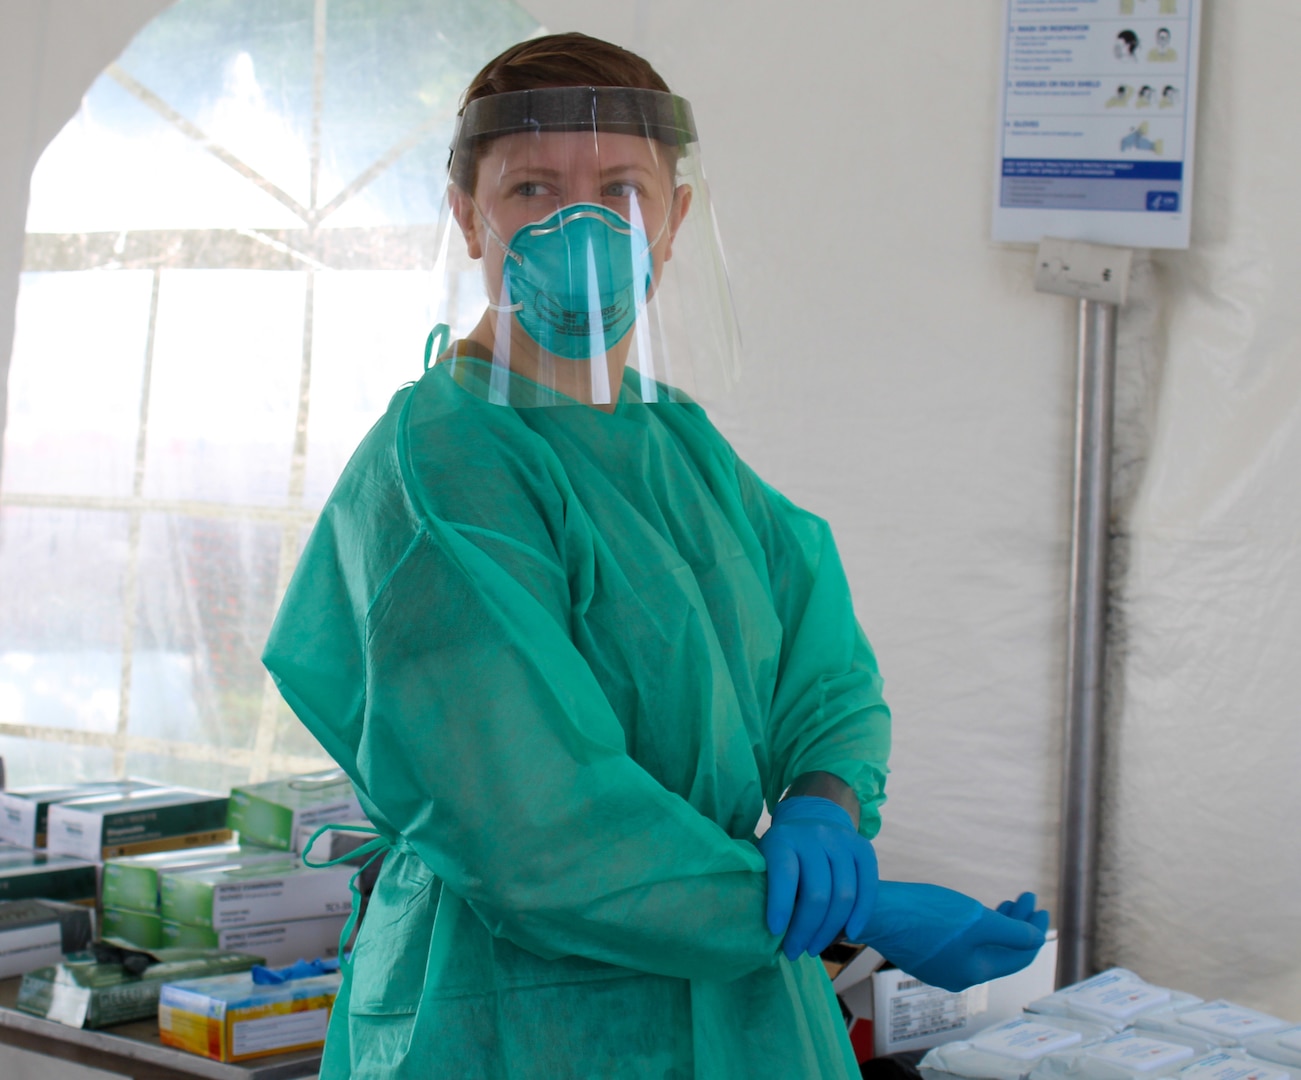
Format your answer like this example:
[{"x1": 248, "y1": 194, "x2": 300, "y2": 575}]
[
  {"x1": 158, "y1": 852, "x2": 354, "y2": 966},
  {"x1": 0, "y1": 780, "x2": 158, "y2": 850},
  {"x1": 0, "y1": 898, "x2": 95, "y2": 979},
  {"x1": 921, "y1": 968, "x2": 1301, "y2": 1080},
  {"x1": 16, "y1": 943, "x2": 262, "y2": 1028},
  {"x1": 0, "y1": 780, "x2": 158, "y2": 920},
  {"x1": 101, "y1": 843, "x2": 288, "y2": 950},
  {"x1": 0, "y1": 770, "x2": 366, "y2": 981},
  {"x1": 159, "y1": 959, "x2": 342, "y2": 1063}
]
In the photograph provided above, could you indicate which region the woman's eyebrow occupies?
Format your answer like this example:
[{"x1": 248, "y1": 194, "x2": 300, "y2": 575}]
[
  {"x1": 499, "y1": 166, "x2": 564, "y2": 180},
  {"x1": 599, "y1": 162, "x2": 658, "y2": 177}
]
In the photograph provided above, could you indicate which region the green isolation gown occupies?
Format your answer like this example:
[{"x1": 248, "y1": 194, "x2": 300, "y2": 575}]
[{"x1": 263, "y1": 358, "x2": 891, "y2": 1078}]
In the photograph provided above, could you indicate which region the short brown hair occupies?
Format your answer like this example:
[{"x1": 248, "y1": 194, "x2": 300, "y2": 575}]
[
  {"x1": 450, "y1": 34, "x2": 674, "y2": 194},
  {"x1": 460, "y1": 32, "x2": 670, "y2": 108}
]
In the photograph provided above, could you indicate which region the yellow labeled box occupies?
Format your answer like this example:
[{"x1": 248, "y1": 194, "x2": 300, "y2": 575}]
[{"x1": 158, "y1": 970, "x2": 340, "y2": 1063}]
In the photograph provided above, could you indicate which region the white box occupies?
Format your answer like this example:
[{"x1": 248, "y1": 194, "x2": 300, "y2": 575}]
[
  {"x1": 163, "y1": 914, "x2": 349, "y2": 966},
  {"x1": 834, "y1": 932, "x2": 1059, "y2": 1062},
  {"x1": 0, "y1": 922, "x2": 62, "y2": 979},
  {"x1": 161, "y1": 859, "x2": 353, "y2": 929}
]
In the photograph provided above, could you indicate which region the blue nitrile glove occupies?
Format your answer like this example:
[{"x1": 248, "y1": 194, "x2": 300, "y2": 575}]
[
  {"x1": 251, "y1": 957, "x2": 341, "y2": 985},
  {"x1": 757, "y1": 796, "x2": 878, "y2": 960},
  {"x1": 849, "y1": 881, "x2": 1049, "y2": 992}
]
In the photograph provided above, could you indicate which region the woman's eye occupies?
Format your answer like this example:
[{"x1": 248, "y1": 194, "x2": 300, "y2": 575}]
[
  {"x1": 514, "y1": 182, "x2": 546, "y2": 197},
  {"x1": 603, "y1": 181, "x2": 638, "y2": 198}
]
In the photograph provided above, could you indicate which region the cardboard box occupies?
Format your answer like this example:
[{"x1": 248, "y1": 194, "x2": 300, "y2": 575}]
[
  {"x1": 228, "y1": 770, "x2": 363, "y2": 852},
  {"x1": 101, "y1": 906, "x2": 164, "y2": 950},
  {"x1": 162, "y1": 914, "x2": 348, "y2": 966},
  {"x1": 0, "y1": 781, "x2": 158, "y2": 849},
  {"x1": 161, "y1": 857, "x2": 353, "y2": 929},
  {"x1": 0, "y1": 899, "x2": 95, "y2": 979},
  {"x1": 159, "y1": 970, "x2": 341, "y2": 1062},
  {"x1": 46, "y1": 787, "x2": 231, "y2": 862},
  {"x1": 103, "y1": 843, "x2": 287, "y2": 914},
  {"x1": 0, "y1": 846, "x2": 97, "y2": 904},
  {"x1": 833, "y1": 932, "x2": 1059, "y2": 1063}
]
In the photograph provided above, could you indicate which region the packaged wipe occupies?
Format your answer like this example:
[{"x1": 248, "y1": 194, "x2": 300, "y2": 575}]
[
  {"x1": 1029, "y1": 1031, "x2": 1215, "y2": 1080},
  {"x1": 1136, "y1": 1002, "x2": 1292, "y2": 1048},
  {"x1": 1173, "y1": 1050, "x2": 1294, "y2": 1080},
  {"x1": 1242, "y1": 1027, "x2": 1301, "y2": 1070},
  {"x1": 923, "y1": 1016, "x2": 1112, "y2": 1080},
  {"x1": 1029, "y1": 969, "x2": 1202, "y2": 1030}
]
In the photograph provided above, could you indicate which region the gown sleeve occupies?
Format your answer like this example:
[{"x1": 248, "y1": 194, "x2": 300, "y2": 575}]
[
  {"x1": 731, "y1": 458, "x2": 892, "y2": 838},
  {"x1": 265, "y1": 384, "x2": 783, "y2": 984}
]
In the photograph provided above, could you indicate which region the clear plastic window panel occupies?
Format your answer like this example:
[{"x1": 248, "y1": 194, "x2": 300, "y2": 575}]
[{"x1": 0, "y1": 0, "x2": 540, "y2": 789}]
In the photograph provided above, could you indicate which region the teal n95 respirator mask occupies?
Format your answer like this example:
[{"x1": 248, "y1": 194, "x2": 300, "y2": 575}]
[
  {"x1": 429, "y1": 85, "x2": 741, "y2": 408},
  {"x1": 492, "y1": 202, "x2": 655, "y2": 362}
]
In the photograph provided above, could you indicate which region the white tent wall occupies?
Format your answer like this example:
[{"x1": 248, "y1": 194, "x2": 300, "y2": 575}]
[{"x1": 0, "y1": 0, "x2": 1296, "y2": 1019}]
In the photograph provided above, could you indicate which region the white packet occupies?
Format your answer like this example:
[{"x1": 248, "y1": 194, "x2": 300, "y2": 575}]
[
  {"x1": 1242, "y1": 1027, "x2": 1301, "y2": 1069},
  {"x1": 1173, "y1": 1050, "x2": 1293, "y2": 1080},
  {"x1": 1028, "y1": 969, "x2": 1201, "y2": 1031},
  {"x1": 1135, "y1": 1002, "x2": 1292, "y2": 1048},
  {"x1": 922, "y1": 1016, "x2": 1112, "y2": 1080},
  {"x1": 1028, "y1": 1030, "x2": 1216, "y2": 1080}
]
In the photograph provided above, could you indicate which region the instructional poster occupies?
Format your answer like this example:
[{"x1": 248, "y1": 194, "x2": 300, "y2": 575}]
[{"x1": 992, "y1": 0, "x2": 1201, "y2": 248}]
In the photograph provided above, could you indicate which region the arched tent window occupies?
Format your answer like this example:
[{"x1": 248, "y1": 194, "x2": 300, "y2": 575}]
[{"x1": 0, "y1": 0, "x2": 540, "y2": 789}]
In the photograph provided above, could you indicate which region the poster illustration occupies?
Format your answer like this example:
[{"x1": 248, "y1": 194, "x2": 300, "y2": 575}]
[{"x1": 992, "y1": 0, "x2": 1201, "y2": 248}]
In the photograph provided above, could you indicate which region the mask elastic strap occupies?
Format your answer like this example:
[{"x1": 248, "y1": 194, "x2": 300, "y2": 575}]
[
  {"x1": 461, "y1": 195, "x2": 526, "y2": 313},
  {"x1": 423, "y1": 323, "x2": 451, "y2": 371}
]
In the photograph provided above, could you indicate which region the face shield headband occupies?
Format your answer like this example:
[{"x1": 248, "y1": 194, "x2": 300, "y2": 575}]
[{"x1": 448, "y1": 86, "x2": 698, "y2": 192}]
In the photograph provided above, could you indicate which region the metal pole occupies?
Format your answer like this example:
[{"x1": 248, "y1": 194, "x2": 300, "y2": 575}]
[{"x1": 1057, "y1": 297, "x2": 1118, "y2": 987}]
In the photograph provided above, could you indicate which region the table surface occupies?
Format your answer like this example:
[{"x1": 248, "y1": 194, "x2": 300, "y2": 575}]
[{"x1": 0, "y1": 977, "x2": 322, "y2": 1079}]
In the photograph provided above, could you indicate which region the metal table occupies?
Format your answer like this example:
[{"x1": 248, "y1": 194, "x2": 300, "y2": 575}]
[{"x1": 0, "y1": 978, "x2": 321, "y2": 1079}]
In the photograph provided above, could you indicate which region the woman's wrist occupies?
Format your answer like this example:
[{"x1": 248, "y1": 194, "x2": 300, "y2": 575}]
[{"x1": 783, "y1": 771, "x2": 861, "y2": 829}]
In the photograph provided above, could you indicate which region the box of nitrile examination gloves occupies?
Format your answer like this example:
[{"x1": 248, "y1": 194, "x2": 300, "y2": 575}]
[
  {"x1": 102, "y1": 906, "x2": 164, "y2": 950},
  {"x1": 832, "y1": 931, "x2": 1058, "y2": 1063},
  {"x1": 46, "y1": 786, "x2": 231, "y2": 862},
  {"x1": 0, "y1": 899, "x2": 95, "y2": 979},
  {"x1": 228, "y1": 770, "x2": 363, "y2": 852},
  {"x1": 103, "y1": 843, "x2": 287, "y2": 914},
  {"x1": 0, "y1": 780, "x2": 158, "y2": 849},
  {"x1": 0, "y1": 846, "x2": 97, "y2": 904},
  {"x1": 163, "y1": 914, "x2": 349, "y2": 966},
  {"x1": 161, "y1": 857, "x2": 353, "y2": 929},
  {"x1": 159, "y1": 969, "x2": 342, "y2": 1062}
]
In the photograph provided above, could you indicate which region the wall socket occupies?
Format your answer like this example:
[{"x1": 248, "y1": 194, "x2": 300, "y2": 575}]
[{"x1": 1033, "y1": 237, "x2": 1133, "y2": 306}]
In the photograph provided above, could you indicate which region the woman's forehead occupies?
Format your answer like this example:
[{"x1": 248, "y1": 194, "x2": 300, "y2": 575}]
[{"x1": 478, "y1": 130, "x2": 670, "y2": 175}]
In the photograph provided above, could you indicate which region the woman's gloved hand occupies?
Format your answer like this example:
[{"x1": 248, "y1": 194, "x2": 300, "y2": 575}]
[
  {"x1": 757, "y1": 796, "x2": 878, "y2": 960},
  {"x1": 847, "y1": 881, "x2": 1049, "y2": 992}
]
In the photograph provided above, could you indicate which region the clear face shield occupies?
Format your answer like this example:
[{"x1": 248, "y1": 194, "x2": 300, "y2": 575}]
[{"x1": 430, "y1": 86, "x2": 741, "y2": 408}]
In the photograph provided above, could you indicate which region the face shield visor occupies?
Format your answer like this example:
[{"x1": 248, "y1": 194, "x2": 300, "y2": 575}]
[{"x1": 430, "y1": 86, "x2": 741, "y2": 408}]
